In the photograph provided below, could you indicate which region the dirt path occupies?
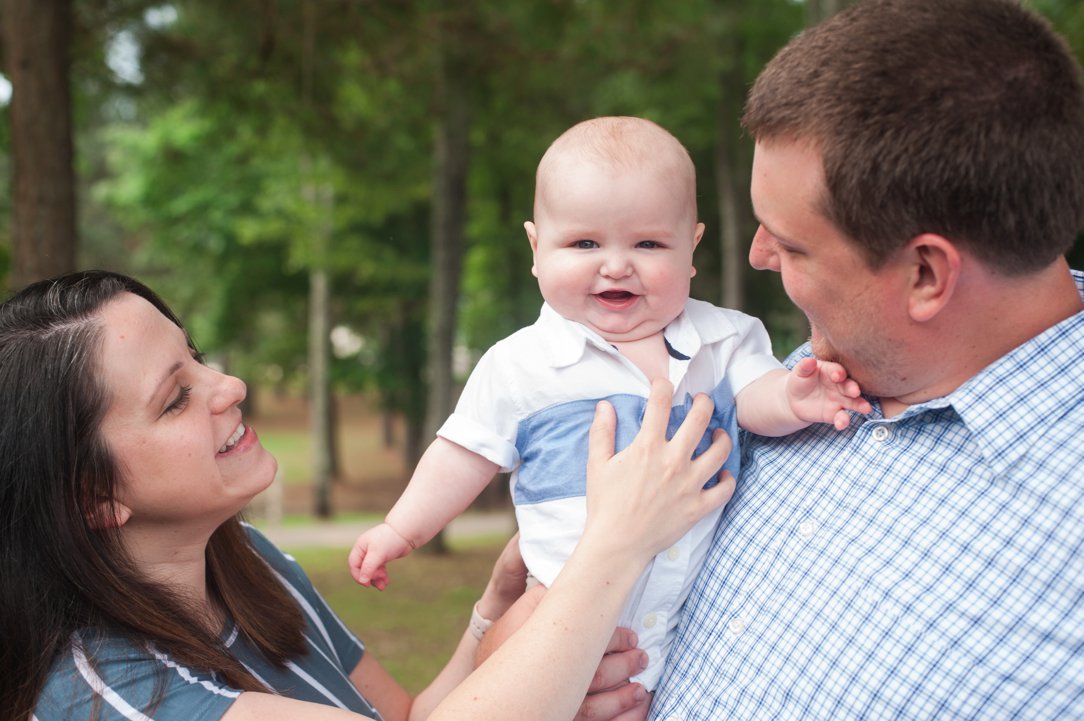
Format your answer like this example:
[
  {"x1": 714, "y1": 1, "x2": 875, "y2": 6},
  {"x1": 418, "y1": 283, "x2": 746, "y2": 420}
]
[{"x1": 261, "y1": 510, "x2": 516, "y2": 549}]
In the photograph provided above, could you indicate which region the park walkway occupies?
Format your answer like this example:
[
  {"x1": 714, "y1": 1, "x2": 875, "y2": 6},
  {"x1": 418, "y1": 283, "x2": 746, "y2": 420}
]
[{"x1": 261, "y1": 510, "x2": 516, "y2": 549}]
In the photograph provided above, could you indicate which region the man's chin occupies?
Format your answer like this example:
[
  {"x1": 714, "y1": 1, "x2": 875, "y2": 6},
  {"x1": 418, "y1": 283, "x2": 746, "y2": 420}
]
[{"x1": 809, "y1": 335, "x2": 841, "y2": 365}]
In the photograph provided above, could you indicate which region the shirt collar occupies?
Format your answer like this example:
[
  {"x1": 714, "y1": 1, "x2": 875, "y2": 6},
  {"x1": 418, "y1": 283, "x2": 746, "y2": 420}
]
[
  {"x1": 783, "y1": 270, "x2": 1084, "y2": 476},
  {"x1": 536, "y1": 299, "x2": 740, "y2": 369},
  {"x1": 877, "y1": 270, "x2": 1084, "y2": 475},
  {"x1": 945, "y1": 305, "x2": 1083, "y2": 476}
]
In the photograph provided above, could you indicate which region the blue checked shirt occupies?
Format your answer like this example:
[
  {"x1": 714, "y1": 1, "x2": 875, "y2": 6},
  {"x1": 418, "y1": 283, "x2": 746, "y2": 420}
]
[{"x1": 652, "y1": 270, "x2": 1084, "y2": 720}]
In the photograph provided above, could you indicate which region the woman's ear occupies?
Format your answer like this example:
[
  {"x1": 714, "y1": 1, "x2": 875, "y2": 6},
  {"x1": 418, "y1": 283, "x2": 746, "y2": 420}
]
[{"x1": 85, "y1": 498, "x2": 132, "y2": 530}]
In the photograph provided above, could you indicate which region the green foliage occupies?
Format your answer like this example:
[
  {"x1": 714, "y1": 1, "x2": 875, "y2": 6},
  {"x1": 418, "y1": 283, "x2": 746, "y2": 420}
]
[{"x1": 25, "y1": 0, "x2": 1077, "y2": 398}]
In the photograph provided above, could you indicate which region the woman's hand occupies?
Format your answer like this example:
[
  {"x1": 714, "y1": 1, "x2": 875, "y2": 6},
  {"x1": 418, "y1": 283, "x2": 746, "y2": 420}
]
[
  {"x1": 582, "y1": 378, "x2": 736, "y2": 565},
  {"x1": 475, "y1": 533, "x2": 528, "y2": 623}
]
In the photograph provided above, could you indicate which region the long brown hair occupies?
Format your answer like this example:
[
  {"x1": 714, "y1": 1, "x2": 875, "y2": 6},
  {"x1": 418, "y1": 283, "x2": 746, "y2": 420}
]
[{"x1": 0, "y1": 270, "x2": 307, "y2": 721}]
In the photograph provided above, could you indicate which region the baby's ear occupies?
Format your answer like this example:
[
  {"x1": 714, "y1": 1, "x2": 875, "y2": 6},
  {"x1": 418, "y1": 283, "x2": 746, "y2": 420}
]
[
  {"x1": 524, "y1": 221, "x2": 540, "y2": 277},
  {"x1": 85, "y1": 498, "x2": 133, "y2": 530},
  {"x1": 693, "y1": 222, "x2": 705, "y2": 247}
]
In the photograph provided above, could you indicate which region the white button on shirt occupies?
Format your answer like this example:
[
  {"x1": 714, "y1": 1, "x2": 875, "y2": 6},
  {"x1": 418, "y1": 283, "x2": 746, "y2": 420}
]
[{"x1": 871, "y1": 424, "x2": 891, "y2": 441}]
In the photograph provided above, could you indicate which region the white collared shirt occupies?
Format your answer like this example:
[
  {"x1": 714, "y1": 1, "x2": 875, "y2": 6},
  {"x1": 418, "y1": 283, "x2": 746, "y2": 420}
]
[{"x1": 438, "y1": 299, "x2": 781, "y2": 688}]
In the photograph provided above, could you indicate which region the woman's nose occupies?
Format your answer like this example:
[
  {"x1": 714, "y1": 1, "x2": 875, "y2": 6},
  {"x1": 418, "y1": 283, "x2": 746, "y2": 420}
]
[
  {"x1": 749, "y1": 226, "x2": 781, "y2": 272},
  {"x1": 209, "y1": 371, "x2": 247, "y2": 414}
]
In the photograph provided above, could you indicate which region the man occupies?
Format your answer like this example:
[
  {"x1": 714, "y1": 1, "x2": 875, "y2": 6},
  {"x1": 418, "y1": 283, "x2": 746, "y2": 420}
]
[{"x1": 652, "y1": 0, "x2": 1084, "y2": 718}]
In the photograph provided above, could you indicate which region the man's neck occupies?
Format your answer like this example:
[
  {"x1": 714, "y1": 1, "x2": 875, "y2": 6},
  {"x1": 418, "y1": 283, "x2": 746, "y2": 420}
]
[{"x1": 879, "y1": 260, "x2": 1082, "y2": 418}]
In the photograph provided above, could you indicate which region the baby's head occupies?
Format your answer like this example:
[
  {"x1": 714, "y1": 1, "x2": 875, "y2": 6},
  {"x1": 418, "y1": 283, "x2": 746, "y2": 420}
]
[{"x1": 526, "y1": 116, "x2": 704, "y2": 343}]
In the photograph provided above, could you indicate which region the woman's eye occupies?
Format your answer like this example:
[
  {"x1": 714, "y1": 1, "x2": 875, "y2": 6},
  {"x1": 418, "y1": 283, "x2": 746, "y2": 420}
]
[
  {"x1": 573, "y1": 240, "x2": 598, "y2": 249},
  {"x1": 165, "y1": 385, "x2": 192, "y2": 415}
]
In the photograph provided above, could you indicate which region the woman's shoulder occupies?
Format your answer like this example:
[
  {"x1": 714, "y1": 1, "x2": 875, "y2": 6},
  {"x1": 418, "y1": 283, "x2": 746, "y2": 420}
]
[
  {"x1": 241, "y1": 523, "x2": 315, "y2": 592},
  {"x1": 35, "y1": 630, "x2": 239, "y2": 721}
]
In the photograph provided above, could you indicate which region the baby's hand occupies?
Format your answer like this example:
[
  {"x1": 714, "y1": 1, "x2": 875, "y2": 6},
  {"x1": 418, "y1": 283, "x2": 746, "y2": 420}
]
[
  {"x1": 348, "y1": 522, "x2": 416, "y2": 590},
  {"x1": 786, "y1": 357, "x2": 871, "y2": 430}
]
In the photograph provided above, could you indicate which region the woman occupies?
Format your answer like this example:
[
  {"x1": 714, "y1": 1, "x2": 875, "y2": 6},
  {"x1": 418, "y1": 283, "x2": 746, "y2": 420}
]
[{"x1": 0, "y1": 270, "x2": 733, "y2": 721}]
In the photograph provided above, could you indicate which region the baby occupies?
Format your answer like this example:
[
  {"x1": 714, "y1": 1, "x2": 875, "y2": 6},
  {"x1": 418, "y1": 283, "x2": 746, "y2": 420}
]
[{"x1": 350, "y1": 116, "x2": 869, "y2": 689}]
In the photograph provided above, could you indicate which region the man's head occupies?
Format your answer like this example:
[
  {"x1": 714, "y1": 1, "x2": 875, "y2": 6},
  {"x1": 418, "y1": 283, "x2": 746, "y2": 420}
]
[
  {"x1": 526, "y1": 117, "x2": 705, "y2": 343},
  {"x1": 744, "y1": 0, "x2": 1084, "y2": 275}
]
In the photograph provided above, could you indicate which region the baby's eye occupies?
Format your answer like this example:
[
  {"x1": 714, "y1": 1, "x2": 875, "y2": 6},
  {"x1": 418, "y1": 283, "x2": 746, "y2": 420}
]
[
  {"x1": 637, "y1": 240, "x2": 661, "y2": 249},
  {"x1": 573, "y1": 240, "x2": 598, "y2": 249}
]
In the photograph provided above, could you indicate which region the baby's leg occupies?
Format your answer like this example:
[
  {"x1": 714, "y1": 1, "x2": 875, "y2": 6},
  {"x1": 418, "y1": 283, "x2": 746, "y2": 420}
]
[{"x1": 476, "y1": 583, "x2": 545, "y2": 666}]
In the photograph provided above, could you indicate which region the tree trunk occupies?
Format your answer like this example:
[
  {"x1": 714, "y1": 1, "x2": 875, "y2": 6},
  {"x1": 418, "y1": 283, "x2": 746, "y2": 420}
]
[
  {"x1": 716, "y1": 20, "x2": 746, "y2": 311},
  {"x1": 2, "y1": 0, "x2": 76, "y2": 290},
  {"x1": 298, "y1": 2, "x2": 338, "y2": 517},
  {"x1": 807, "y1": 0, "x2": 848, "y2": 25},
  {"x1": 308, "y1": 264, "x2": 333, "y2": 518},
  {"x1": 423, "y1": 49, "x2": 471, "y2": 555}
]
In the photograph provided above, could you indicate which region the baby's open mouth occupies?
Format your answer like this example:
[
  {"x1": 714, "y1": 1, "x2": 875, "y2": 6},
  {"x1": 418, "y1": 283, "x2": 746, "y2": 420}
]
[{"x1": 597, "y1": 290, "x2": 634, "y2": 301}]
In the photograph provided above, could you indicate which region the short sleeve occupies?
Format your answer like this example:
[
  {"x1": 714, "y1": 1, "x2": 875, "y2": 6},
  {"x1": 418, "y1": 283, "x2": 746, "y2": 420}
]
[
  {"x1": 722, "y1": 311, "x2": 785, "y2": 393},
  {"x1": 437, "y1": 344, "x2": 523, "y2": 471}
]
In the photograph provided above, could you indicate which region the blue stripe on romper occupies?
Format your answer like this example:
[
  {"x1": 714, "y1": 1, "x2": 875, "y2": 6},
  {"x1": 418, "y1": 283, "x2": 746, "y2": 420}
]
[{"x1": 513, "y1": 378, "x2": 741, "y2": 505}]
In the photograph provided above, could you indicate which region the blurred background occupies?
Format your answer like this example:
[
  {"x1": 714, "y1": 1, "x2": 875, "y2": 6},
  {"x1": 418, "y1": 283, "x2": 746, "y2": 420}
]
[
  {"x1": 1, "y1": 0, "x2": 1081, "y2": 521},
  {"x1": 3, "y1": 0, "x2": 1083, "y2": 689}
]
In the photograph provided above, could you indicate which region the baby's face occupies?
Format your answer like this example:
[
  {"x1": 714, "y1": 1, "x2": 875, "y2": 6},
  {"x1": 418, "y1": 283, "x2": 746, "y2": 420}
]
[{"x1": 527, "y1": 159, "x2": 703, "y2": 343}]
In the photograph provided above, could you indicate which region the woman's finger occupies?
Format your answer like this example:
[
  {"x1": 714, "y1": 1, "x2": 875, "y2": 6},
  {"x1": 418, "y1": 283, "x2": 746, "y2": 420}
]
[
  {"x1": 637, "y1": 378, "x2": 675, "y2": 440},
  {"x1": 687, "y1": 428, "x2": 732, "y2": 485},
  {"x1": 667, "y1": 392, "x2": 715, "y2": 455},
  {"x1": 574, "y1": 681, "x2": 649, "y2": 721},
  {"x1": 587, "y1": 399, "x2": 618, "y2": 473}
]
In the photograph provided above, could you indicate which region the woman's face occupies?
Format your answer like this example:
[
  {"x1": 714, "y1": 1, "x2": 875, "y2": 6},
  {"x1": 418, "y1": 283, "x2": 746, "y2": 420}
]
[{"x1": 96, "y1": 293, "x2": 277, "y2": 535}]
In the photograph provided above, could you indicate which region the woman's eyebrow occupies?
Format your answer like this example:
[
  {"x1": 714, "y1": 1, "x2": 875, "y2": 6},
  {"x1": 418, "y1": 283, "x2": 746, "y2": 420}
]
[{"x1": 149, "y1": 360, "x2": 184, "y2": 407}]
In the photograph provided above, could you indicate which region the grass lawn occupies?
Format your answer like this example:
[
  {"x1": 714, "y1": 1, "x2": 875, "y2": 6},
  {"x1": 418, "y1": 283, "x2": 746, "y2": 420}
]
[{"x1": 284, "y1": 535, "x2": 508, "y2": 693}]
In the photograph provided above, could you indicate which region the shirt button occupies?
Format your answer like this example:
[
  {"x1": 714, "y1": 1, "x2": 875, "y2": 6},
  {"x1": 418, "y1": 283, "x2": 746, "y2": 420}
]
[
  {"x1": 727, "y1": 616, "x2": 746, "y2": 635},
  {"x1": 643, "y1": 613, "x2": 658, "y2": 628},
  {"x1": 666, "y1": 546, "x2": 681, "y2": 561},
  {"x1": 872, "y1": 425, "x2": 891, "y2": 442},
  {"x1": 798, "y1": 520, "x2": 817, "y2": 538}
]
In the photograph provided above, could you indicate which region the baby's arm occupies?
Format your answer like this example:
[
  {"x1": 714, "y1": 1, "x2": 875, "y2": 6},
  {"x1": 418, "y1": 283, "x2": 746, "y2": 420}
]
[
  {"x1": 349, "y1": 437, "x2": 499, "y2": 589},
  {"x1": 736, "y1": 357, "x2": 871, "y2": 436}
]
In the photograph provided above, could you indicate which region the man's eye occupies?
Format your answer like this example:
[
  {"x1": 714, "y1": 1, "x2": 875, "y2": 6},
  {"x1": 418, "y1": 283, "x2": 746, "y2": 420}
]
[{"x1": 573, "y1": 240, "x2": 598, "y2": 249}]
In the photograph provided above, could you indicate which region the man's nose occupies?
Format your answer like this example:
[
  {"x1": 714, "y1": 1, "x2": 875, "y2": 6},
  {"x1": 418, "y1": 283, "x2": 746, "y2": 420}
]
[{"x1": 749, "y1": 226, "x2": 780, "y2": 272}]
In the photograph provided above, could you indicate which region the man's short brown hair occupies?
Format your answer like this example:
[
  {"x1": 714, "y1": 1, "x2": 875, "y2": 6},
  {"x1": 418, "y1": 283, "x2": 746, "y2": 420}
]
[{"x1": 743, "y1": 0, "x2": 1084, "y2": 274}]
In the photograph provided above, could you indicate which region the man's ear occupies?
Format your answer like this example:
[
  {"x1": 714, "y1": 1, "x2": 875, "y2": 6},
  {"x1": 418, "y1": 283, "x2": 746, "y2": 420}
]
[
  {"x1": 86, "y1": 498, "x2": 132, "y2": 530},
  {"x1": 905, "y1": 233, "x2": 961, "y2": 323},
  {"x1": 524, "y1": 221, "x2": 540, "y2": 278}
]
